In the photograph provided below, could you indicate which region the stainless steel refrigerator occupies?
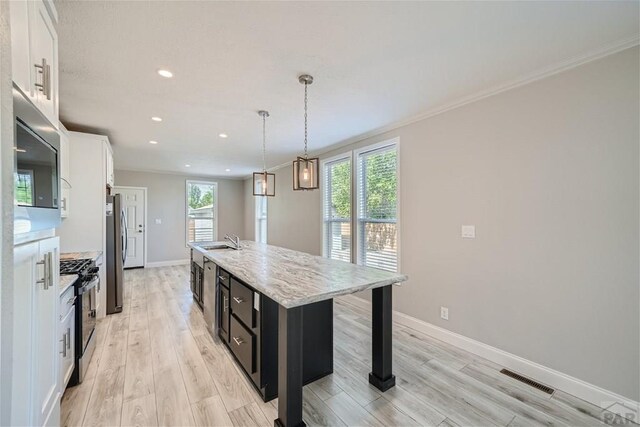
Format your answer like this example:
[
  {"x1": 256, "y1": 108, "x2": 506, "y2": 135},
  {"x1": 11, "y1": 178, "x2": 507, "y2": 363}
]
[{"x1": 106, "y1": 194, "x2": 127, "y2": 314}]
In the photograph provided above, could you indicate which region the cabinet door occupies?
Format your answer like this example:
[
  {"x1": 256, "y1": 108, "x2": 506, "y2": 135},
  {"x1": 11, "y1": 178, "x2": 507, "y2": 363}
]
[
  {"x1": 219, "y1": 285, "x2": 230, "y2": 342},
  {"x1": 60, "y1": 306, "x2": 75, "y2": 390},
  {"x1": 11, "y1": 242, "x2": 39, "y2": 426},
  {"x1": 10, "y1": 0, "x2": 32, "y2": 97},
  {"x1": 60, "y1": 126, "x2": 70, "y2": 218},
  {"x1": 29, "y1": 0, "x2": 58, "y2": 126},
  {"x1": 34, "y1": 237, "x2": 60, "y2": 426}
]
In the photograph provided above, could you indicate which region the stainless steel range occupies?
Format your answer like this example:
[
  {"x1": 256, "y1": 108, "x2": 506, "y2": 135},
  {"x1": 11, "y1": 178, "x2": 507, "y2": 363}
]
[{"x1": 60, "y1": 258, "x2": 99, "y2": 385}]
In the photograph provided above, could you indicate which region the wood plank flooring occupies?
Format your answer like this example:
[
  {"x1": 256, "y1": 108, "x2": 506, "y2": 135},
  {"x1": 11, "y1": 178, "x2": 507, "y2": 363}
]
[{"x1": 61, "y1": 265, "x2": 630, "y2": 427}]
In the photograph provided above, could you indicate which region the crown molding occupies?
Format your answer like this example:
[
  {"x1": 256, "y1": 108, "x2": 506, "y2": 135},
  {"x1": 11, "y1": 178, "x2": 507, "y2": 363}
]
[
  {"x1": 115, "y1": 166, "x2": 246, "y2": 181},
  {"x1": 251, "y1": 34, "x2": 639, "y2": 179}
]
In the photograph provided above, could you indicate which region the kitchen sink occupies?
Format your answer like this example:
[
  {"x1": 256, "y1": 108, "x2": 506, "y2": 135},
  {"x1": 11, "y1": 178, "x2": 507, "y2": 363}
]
[{"x1": 200, "y1": 244, "x2": 236, "y2": 251}]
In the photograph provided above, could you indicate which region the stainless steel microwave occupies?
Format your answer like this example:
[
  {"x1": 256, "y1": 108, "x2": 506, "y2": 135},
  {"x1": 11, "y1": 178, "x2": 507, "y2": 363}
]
[{"x1": 13, "y1": 84, "x2": 61, "y2": 235}]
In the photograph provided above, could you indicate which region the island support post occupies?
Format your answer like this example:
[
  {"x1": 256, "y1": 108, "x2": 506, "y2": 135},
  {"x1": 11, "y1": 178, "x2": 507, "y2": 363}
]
[
  {"x1": 369, "y1": 284, "x2": 396, "y2": 391},
  {"x1": 275, "y1": 305, "x2": 305, "y2": 427}
]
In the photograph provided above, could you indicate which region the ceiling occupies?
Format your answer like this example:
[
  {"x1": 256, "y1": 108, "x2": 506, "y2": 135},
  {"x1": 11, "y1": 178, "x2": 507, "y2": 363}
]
[{"x1": 56, "y1": 1, "x2": 639, "y2": 178}]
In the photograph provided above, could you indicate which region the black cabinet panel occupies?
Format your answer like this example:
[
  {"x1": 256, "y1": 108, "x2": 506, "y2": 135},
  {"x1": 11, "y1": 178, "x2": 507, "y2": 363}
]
[
  {"x1": 231, "y1": 278, "x2": 254, "y2": 328},
  {"x1": 218, "y1": 268, "x2": 231, "y2": 288},
  {"x1": 216, "y1": 269, "x2": 333, "y2": 402},
  {"x1": 230, "y1": 315, "x2": 256, "y2": 374},
  {"x1": 219, "y1": 285, "x2": 230, "y2": 342}
]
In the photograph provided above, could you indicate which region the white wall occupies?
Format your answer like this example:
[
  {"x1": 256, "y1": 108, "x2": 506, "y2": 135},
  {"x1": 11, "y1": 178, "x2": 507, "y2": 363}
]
[
  {"x1": 115, "y1": 170, "x2": 245, "y2": 264},
  {"x1": 246, "y1": 47, "x2": 640, "y2": 401}
]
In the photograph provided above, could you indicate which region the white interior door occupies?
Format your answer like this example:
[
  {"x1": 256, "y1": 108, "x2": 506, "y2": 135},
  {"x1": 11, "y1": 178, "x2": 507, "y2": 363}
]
[{"x1": 114, "y1": 187, "x2": 146, "y2": 268}]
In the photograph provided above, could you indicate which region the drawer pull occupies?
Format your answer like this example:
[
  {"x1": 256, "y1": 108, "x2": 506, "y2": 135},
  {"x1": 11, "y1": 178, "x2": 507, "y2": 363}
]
[
  {"x1": 67, "y1": 296, "x2": 76, "y2": 305},
  {"x1": 233, "y1": 297, "x2": 244, "y2": 304},
  {"x1": 218, "y1": 275, "x2": 227, "y2": 281},
  {"x1": 232, "y1": 337, "x2": 244, "y2": 346}
]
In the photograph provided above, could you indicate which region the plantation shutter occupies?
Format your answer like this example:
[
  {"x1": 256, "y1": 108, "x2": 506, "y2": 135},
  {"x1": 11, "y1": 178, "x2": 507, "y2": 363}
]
[
  {"x1": 357, "y1": 145, "x2": 398, "y2": 272},
  {"x1": 323, "y1": 157, "x2": 352, "y2": 262}
]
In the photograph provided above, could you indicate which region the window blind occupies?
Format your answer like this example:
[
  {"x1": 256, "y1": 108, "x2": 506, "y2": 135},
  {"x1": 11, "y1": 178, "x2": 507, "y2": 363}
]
[
  {"x1": 323, "y1": 157, "x2": 352, "y2": 262},
  {"x1": 357, "y1": 145, "x2": 398, "y2": 272}
]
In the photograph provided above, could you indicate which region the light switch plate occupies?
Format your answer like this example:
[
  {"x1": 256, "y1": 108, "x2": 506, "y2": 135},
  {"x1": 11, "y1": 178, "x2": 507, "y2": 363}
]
[
  {"x1": 462, "y1": 225, "x2": 475, "y2": 239},
  {"x1": 440, "y1": 306, "x2": 449, "y2": 320},
  {"x1": 155, "y1": 219, "x2": 162, "y2": 225}
]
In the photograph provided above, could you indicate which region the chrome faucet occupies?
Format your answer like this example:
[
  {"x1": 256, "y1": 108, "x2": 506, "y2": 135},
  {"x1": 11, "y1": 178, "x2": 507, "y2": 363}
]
[{"x1": 224, "y1": 234, "x2": 241, "y2": 250}]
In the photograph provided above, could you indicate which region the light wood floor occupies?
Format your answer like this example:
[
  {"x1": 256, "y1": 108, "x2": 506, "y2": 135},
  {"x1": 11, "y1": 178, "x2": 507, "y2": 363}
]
[{"x1": 61, "y1": 265, "x2": 628, "y2": 427}]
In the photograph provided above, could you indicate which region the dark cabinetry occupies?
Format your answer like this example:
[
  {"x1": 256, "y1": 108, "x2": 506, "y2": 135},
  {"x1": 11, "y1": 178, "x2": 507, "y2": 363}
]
[
  {"x1": 190, "y1": 250, "x2": 205, "y2": 309},
  {"x1": 216, "y1": 266, "x2": 333, "y2": 402}
]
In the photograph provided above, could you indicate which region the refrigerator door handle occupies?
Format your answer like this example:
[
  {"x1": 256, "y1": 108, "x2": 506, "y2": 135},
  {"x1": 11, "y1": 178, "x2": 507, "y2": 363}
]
[{"x1": 121, "y1": 209, "x2": 128, "y2": 265}]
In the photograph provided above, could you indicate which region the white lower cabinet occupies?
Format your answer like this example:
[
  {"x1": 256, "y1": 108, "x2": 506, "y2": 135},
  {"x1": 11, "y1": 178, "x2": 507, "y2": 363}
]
[
  {"x1": 60, "y1": 287, "x2": 76, "y2": 389},
  {"x1": 12, "y1": 236, "x2": 61, "y2": 427}
]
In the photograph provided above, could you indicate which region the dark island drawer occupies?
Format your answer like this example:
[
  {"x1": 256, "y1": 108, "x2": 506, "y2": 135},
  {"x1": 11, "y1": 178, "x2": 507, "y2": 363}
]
[
  {"x1": 231, "y1": 278, "x2": 254, "y2": 328},
  {"x1": 218, "y1": 268, "x2": 231, "y2": 288},
  {"x1": 230, "y1": 315, "x2": 256, "y2": 374}
]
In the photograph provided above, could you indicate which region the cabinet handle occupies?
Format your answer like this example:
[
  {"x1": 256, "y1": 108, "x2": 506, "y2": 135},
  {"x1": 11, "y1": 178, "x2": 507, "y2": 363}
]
[
  {"x1": 223, "y1": 296, "x2": 227, "y2": 312},
  {"x1": 61, "y1": 197, "x2": 67, "y2": 210},
  {"x1": 232, "y1": 337, "x2": 244, "y2": 346},
  {"x1": 60, "y1": 333, "x2": 67, "y2": 357},
  {"x1": 233, "y1": 297, "x2": 244, "y2": 304},
  {"x1": 67, "y1": 296, "x2": 76, "y2": 305},
  {"x1": 34, "y1": 58, "x2": 51, "y2": 100},
  {"x1": 36, "y1": 259, "x2": 46, "y2": 287},
  {"x1": 218, "y1": 275, "x2": 226, "y2": 281},
  {"x1": 67, "y1": 328, "x2": 71, "y2": 349},
  {"x1": 45, "y1": 252, "x2": 52, "y2": 290}
]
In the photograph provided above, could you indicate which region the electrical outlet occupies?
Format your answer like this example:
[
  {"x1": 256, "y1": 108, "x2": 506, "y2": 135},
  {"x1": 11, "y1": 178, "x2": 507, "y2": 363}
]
[
  {"x1": 440, "y1": 306, "x2": 449, "y2": 320},
  {"x1": 155, "y1": 219, "x2": 162, "y2": 225},
  {"x1": 462, "y1": 225, "x2": 475, "y2": 239}
]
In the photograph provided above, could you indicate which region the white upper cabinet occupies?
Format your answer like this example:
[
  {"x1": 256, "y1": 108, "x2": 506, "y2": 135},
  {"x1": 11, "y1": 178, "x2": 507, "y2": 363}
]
[
  {"x1": 10, "y1": 1, "x2": 31, "y2": 96},
  {"x1": 59, "y1": 122, "x2": 71, "y2": 218},
  {"x1": 105, "y1": 141, "x2": 114, "y2": 188},
  {"x1": 10, "y1": 0, "x2": 59, "y2": 127}
]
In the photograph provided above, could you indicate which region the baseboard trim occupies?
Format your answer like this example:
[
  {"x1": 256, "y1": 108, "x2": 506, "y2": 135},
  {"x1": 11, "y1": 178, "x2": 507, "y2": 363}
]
[
  {"x1": 339, "y1": 294, "x2": 639, "y2": 421},
  {"x1": 145, "y1": 259, "x2": 190, "y2": 268}
]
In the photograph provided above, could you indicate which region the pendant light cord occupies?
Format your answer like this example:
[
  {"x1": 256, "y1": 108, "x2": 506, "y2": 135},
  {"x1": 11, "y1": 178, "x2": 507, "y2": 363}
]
[
  {"x1": 262, "y1": 113, "x2": 267, "y2": 172},
  {"x1": 304, "y1": 81, "x2": 308, "y2": 159}
]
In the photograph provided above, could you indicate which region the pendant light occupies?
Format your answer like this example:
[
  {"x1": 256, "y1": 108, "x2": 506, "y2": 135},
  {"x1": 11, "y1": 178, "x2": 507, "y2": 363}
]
[
  {"x1": 292, "y1": 74, "x2": 319, "y2": 190},
  {"x1": 253, "y1": 110, "x2": 275, "y2": 197}
]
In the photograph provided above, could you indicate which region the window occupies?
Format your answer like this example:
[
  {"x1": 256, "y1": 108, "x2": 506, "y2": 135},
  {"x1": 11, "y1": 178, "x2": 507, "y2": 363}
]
[
  {"x1": 321, "y1": 139, "x2": 399, "y2": 272},
  {"x1": 255, "y1": 196, "x2": 267, "y2": 243},
  {"x1": 15, "y1": 169, "x2": 34, "y2": 206},
  {"x1": 186, "y1": 181, "x2": 217, "y2": 244},
  {"x1": 322, "y1": 156, "x2": 352, "y2": 262},
  {"x1": 356, "y1": 143, "x2": 398, "y2": 272}
]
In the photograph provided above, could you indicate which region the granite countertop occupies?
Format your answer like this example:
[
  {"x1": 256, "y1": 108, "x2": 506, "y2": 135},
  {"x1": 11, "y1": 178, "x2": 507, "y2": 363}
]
[
  {"x1": 60, "y1": 251, "x2": 103, "y2": 264},
  {"x1": 189, "y1": 241, "x2": 408, "y2": 308},
  {"x1": 59, "y1": 274, "x2": 78, "y2": 295}
]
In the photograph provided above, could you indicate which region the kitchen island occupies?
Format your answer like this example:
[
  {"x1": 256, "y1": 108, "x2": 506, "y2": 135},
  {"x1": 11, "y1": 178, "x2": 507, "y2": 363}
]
[{"x1": 190, "y1": 240, "x2": 408, "y2": 427}]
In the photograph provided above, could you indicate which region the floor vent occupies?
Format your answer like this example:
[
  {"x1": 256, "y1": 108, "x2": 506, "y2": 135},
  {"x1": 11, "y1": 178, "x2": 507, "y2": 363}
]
[{"x1": 500, "y1": 369, "x2": 555, "y2": 394}]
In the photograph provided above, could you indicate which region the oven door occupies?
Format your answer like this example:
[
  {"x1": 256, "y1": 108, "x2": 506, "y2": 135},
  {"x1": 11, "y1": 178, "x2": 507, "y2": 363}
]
[{"x1": 78, "y1": 275, "x2": 98, "y2": 353}]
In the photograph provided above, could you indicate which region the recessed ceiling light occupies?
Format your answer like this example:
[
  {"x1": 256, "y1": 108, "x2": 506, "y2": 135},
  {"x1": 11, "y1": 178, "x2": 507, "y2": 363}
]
[
  {"x1": 219, "y1": 133, "x2": 228, "y2": 138},
  {"x1": 185, "y1": 164, "x2": 191, "y2": 168},
  {"x1": 151, "y1": 116, "x2": 162, "y2": 122},
  {"x1": 225, "y1": 168, "x2": 231, "y2": 172},
  {"x1": 149, "y1": 140, "x2": 158, "y2": 144},
  {"x1": 157, "y1": 69, "x2": 173, "y2": 78}
]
